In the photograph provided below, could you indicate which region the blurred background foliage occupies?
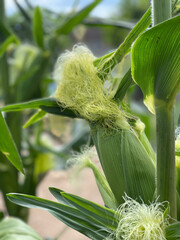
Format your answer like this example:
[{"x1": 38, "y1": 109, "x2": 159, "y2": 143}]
[{"x1": 0, "y1": 0, "x2": 171, "y2": 229}]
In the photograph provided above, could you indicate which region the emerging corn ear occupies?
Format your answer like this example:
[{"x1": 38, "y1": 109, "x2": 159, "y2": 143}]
[
  {"x1": 54, "y1": 45, "x2": 129, "y2": 130},
  {"x1": 55, "y1": 45, "x2": 155, "y2": 206},
  {"x1": 91, "y1": 124, "x2": 155, "y2": 205}
]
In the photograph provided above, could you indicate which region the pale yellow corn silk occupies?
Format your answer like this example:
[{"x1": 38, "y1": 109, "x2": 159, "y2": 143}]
[
  {"x1": 66, "y1": 146, "x2": 94, "y2": 170},
  {"x1": 106, "y1": 196, "x2": 169, "y2": 240},
  {"x1": 54, "y1": 45, "x2": 129, "y2": 130}
]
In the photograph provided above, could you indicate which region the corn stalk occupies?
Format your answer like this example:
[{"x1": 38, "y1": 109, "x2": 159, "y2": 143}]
[{"x1": 152, "y1": 0, "x2": 177, "y2": 219}]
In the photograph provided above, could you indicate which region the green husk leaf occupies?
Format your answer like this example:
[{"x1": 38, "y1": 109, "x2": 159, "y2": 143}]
[
  {"x1": 94, "y1": 126, "x2": 155, "y2": 205},
  {"x1": 0, "y1": 112, "x2": 24, "y2": 173},
  {"x1": 166, "y1": 222, "x2": 180, "y2": 239},
  {"x1": 81, "y1": 158, "x2": 118, "y2": 210},
  {"x1": 132, "y1": 15, "x2": 180, "y2": 113}
]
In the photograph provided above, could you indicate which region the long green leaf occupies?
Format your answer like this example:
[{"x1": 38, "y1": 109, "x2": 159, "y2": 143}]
[
  {"x1": 56, "y1": 0, "x2": 102, "y2": 35},
  {"x1": 131, "y1": 15, "x2": 180, "y2": 113},
  {"x1": 113, "y1": 68, "x2": 133, "y2": 102},
  {"x1": 23, "y1": 110, "x2": 46, "y2": 128},
  {"x1": 166, "y1": 222, "x2": 180, "y2": 239},
  {"x1": 49, "y1": 188, "x2": 117, "y2": 230},
  {"x1": 0, "y1": 217, "x2": 41, "y2": 240},
  {"x1": 1, "y1": 98, "x2": 78, "y2": 118},
  {"x1": 0, "y1": 112, "x2": 24, "y2": 173},
  {"x1": 7, "y1": 193, "x2": 111, "y2": 239},
  {"x1": 0, "y1": 35, "x2": 19, "y2": 57},
  {"x1": 0, "y1": 152, "x2": 20, "y2": 217},
  {"x1": 0, "y1": 21, "x2": 11, "y2": 41},
  {"x1": 94, "y1": 7, "x2": 151, "y2": 80},
  {"x1": 33, "y1": 7, "x2": 44, "y2": 49},
  {"x1": 83, "y1": 18, "x2": 135, "y2": 30}
]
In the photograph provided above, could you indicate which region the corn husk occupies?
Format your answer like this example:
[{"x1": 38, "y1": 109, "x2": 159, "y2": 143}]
[{"x1": 91, "y1": 125, "x2": 155, "y2": 205}]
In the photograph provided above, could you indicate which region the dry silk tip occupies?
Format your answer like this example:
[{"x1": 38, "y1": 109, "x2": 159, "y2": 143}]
[
  {"x1": 54, "y1": 45, "x2": 129, "y2": 130},
  {"x1": 107, "y1": 196, "x2": 169, "y2": 240}
]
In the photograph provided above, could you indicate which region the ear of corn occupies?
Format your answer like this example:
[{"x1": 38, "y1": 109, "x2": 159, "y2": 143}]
[
  {"x1": 92, "y1": 125, "x2": 155, "y2": 205},
  {"x1": 54, "y1": 45, "x2": 156, "y2": 206}
]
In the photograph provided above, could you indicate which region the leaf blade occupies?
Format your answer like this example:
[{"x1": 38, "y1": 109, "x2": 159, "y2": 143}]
[
  {"x1": 56, "y1": 0, "x2": 102, "y2": 35},
  {"x1": 7, "y1": 193, "x2": 110, "y2": 239},
  {"x1": 51, "y1": 189, "x2": 117, "y2": 230},
  {"x1": 1, "y1": 98, "x2": 78, "y2": 118},
  {"x1": 23, "y1": 110, "x2": 46, "y2": 128},
  {"x1": 33, "y1": 7, "x2": 44, "y2": 49},
  {"x1": 0, "y1": 35, "x2": 19, "y2": 57},
  {"x1": 131, "y1": 15, "x2": 180, "y2": 113},
  {"x1": 0, "y1": 112, "x2": 24, "y2": 173},
  {"x1": 95, "y1": 7, "x2": 151, "y2": 80}
]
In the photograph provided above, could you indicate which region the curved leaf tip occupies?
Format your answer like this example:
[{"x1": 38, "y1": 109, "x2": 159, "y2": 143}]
[{"x1": 132, "y1": 15, "x2": 180, "y2": 113}]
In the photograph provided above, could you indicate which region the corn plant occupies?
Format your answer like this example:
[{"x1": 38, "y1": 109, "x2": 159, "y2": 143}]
[
  {"x1": 0, "y1": 0, "x2": 102, "y2": 222},
  {"x1": 1, "y1": 0, "x2": 180, "y2": 239}
]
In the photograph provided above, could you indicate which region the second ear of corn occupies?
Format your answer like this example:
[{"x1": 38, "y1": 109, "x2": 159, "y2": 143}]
[{"x1": 91, "y1": 124, "x2": 155, "y2": 205}]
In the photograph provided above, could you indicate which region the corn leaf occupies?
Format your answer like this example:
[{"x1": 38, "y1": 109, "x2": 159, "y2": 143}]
[
  {"x1": 7, "y1": 193, "x2": 111, "y2": 239},
  {"x1": 83, "y1": 18, "x2": 135, "y2": 30},
  {"x1": 33, "y1": 153, "x2": 55, "y2": 181},
  {"x1": 0, "y1": 217, "x2": 41, "y2": 240},
  {"x1": 1, "y1": 98, "x2": 77, "y2": 118},
  {"x1": 113, "y1": 68, "x2": 133, "y2": 102},
  {"x1": 132, "y1": 15, "x2": 180, "y2": 113},
  {"x1": 94, "y1": 7, "x2": 151, "y2": 80},
  {"x1": 33, "y1": 7, "x2": 44, "y2": 49},
  {"x1": 0, "y1": 35, "x2": 19, "y2": 57},
  {"x1": 166, "y1": 222, "x2": 180, "y2": 239},
  {"x1": 0, "y1": 112, "x2": 24, "y2": 173},
  {"x1": 50, "y1": 187, "x2": 117, "y2": 230},
  {"x1": 0, "y1": 152, "x2": 20, "y2": 217},
  {"x1": 23, "y1": 110, "x2": 46, "y2": 128},
  {"x1": 0, "y1": 21, "x2": 11, "y2": 40},
  {"x1": 71, "y1": 158, "x2": 118, "y2": 210},
  {"x1": 56, "y1": 0, "x2": 102, "y2": 35}
]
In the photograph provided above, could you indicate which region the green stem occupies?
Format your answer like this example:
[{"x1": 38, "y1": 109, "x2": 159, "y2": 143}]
[
  {"x1": 152, "y1": 0, "x2": 176, "y2": 219},
  {"x1": 156, "y1": 104, "x2": 177, "y2": 219},
  {"x1": 152, "y1": 0, "x2": 172, "y2": 26}
]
